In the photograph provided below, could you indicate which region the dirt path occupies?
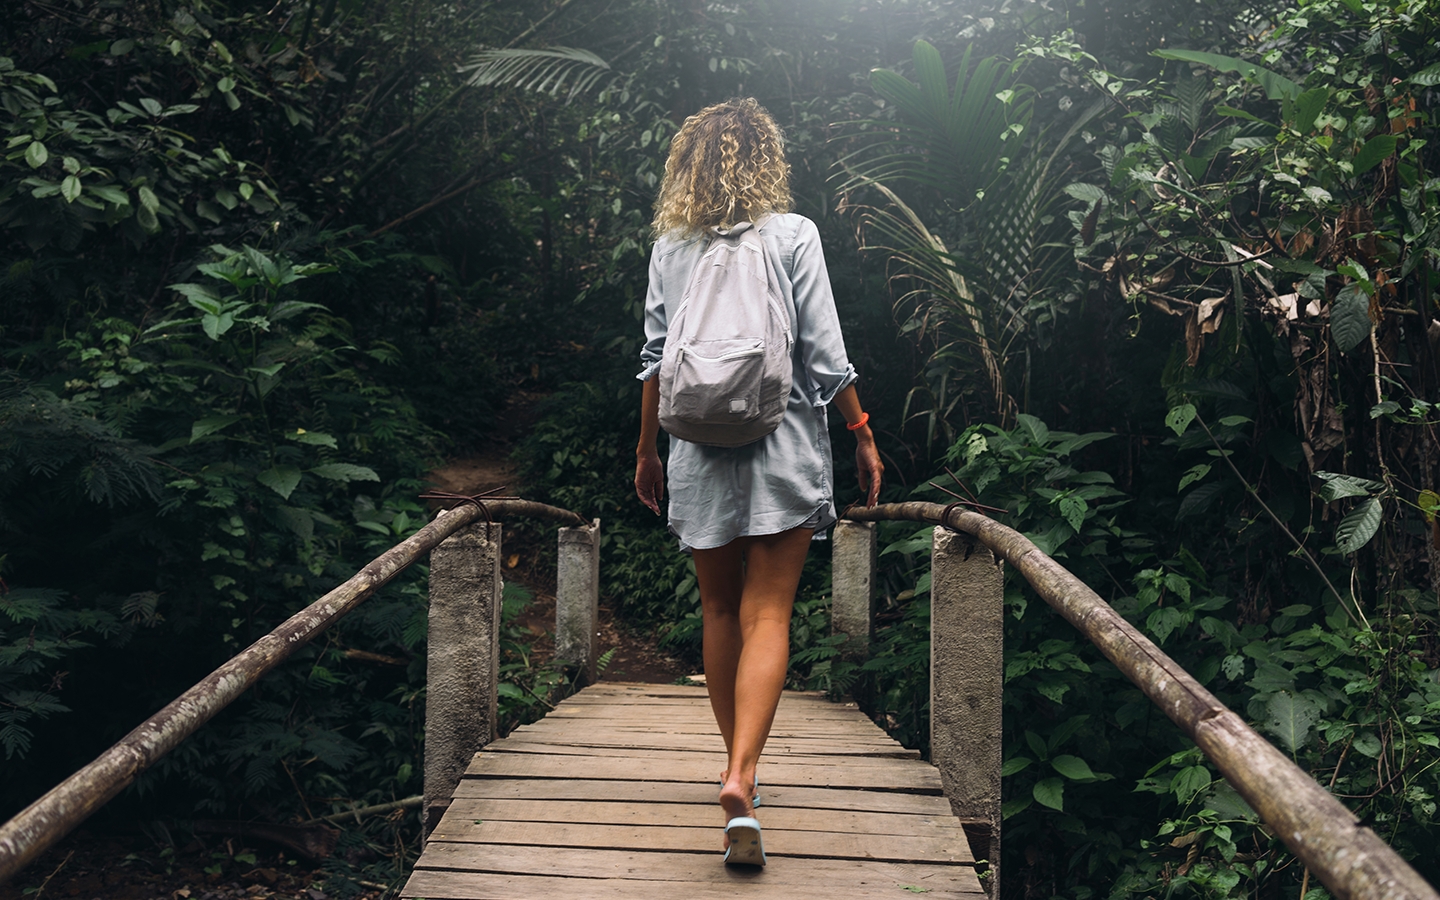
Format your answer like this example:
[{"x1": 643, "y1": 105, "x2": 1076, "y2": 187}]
[{"x1": 428, "y1": 448, "x2": 689, "y2": 686}]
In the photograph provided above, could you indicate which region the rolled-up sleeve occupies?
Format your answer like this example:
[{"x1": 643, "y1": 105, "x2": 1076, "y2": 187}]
[
  {"x1": 789, "y1": 218, "x2": 857, "y2": 405},
  {"x1": 637, "y1": 242, "x2": 667, "y2": 381}
]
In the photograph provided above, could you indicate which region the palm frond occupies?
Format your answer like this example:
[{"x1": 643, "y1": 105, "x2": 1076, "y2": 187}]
[
  {"x1": 852, "y1": 180, "x2": 1017, "y2": 426},
  {"x1": 835, "y1": 41, "x2": 1033, "y2": 205},
  {"x1": 460, "y1": 47, "x2": 613, "y2": 100}
]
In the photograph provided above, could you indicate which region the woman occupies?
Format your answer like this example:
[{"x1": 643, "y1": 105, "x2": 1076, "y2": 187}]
[{"x1": 633, "y1": 98, "x2": 883, "y2": 866}]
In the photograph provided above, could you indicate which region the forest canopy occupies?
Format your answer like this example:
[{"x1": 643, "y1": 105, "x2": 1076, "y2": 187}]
[{"x1": 2, "y1": 0, "x2": 1438, "y2": 896}]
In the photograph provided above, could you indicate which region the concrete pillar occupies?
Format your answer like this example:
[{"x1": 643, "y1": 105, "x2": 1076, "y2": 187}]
[
  {"x1": 831, "y1": 520, "x2": 878, "y2": 659},
  {"x1": 556, "y1": 518, "x2": 601, "y2": 685},
  {"x1": 930, "y1": 526, "x2": 1003, "y2": 894},
  {"x1": 423, "y1": 521, "x2": 501, "y2": 834}
]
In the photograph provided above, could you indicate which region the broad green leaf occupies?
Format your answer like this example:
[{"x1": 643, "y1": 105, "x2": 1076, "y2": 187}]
[
  {"x1": 247, "y1": 363, "x2": 285, "y2": 378},
  {"x1": 1352, "y1": 731, "x2": 1382, "y2": 758},
  {"x1": 138, "y1": 185, "x2": 160, "y2": 214},
  {"x1": 1335, "y1": 497, "x2": 1382, "y2": 554},
  {"x1": 1293, "y1": 87, "x2": 1327, "y2": 133},
  {"x1": 139, "y1": 97, "x2": 163, "y2": 116},
  {"x1": 1351, "y1": 134, "x2": 1398, "y2": 176},
  {"x1": 1058, "y1": 496, "x2": 1086, "y2": 532},
  {"x1": 1170, "y1": 765, "x2": 1211, "y2": 803},
  {"x1": 60, "y1": 175, "x2": 80, "y2": 203},
  {"x1": 288, "y1": 429, "x2": 338, "y2": 449},
  {"x1": 190, "y1": 415, "x2": 241, "y2": 442},
  {"x1": 1329, "y1": 283, "x2": 1372, "y2": 353},
  {"x1": 1050, "y1": 755, "x2": 1099, "y2": 782},
  {"x1": 201, "y1": 311, "x2": 236, "y2": 340},
  {"x1": 88, "y1": 184, "x2": 129, "y2": 205},
  {"x1": 1032, "y1": 777, "x2": 1064, "y2": 811},
  {"x1": 1178, "y1": 464, "x2": 1211, "y2": 493},
  {"x1": 1419, "y1": 489, "x2": 1440, "y2": 523},
  {"x1": 1000, "y1": 757, "x2": 1033, "y2": 776},
  {"x1": 1264, "y1": 690, "x2": 1319, "y2": 753},
  {"x1": 257, "y1": 465, "x2": 302, "y2": 500},
  {"x1": 310, "y1": 463, "x2": 380, "y2": 483},
  {"x1": 1165, "y1": 403, "x2": 1196, "y2": 436},
  {"x1": 1412, "y1": 61, "x2": 1440, "y2": 87},
  {"x1": 171, "y1": 282, "x2": 222, "y2": 313},
  {"x1": 1314, "y1": 471, "x2": 1381, "y2": 501},
  {"x1": 1302, "y1": 185, "x2": 1332, "y2": 205},
  {"x1": 1152, "y1": 49, "x2": 1300, "y2": 100},
  {"x1": 25, "y1": 140, "x2": 48, "y2": 168}
]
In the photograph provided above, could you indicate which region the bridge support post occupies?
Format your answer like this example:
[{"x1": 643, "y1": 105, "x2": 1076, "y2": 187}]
[
  {"x1": 424, "y1": 521, "x2": 502, "y2": 834},
  {"x1": 556, "y1": 518, "x2": 601, "y2": 685},
  {"x1": 831, "y1": 520, "x2": 877, "y2": 658},
  {"x1": 931, "y1": 527, "x2": 1003, "y2": 895}
]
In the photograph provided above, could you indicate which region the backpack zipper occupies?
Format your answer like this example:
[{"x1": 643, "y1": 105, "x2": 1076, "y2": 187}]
[{"x1": 680, "y1": 342, "x2": 764, "y2": 363}]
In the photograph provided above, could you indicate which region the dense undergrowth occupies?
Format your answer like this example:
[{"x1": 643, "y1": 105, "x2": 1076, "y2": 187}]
[{"x1": 3, "y1": 0, "x2": 1439, "y2": 897}]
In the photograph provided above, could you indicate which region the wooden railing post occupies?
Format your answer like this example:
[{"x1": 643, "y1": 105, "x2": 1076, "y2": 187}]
[
  {"x1": 556, "y1": 518, "x2": 601, "y2": 685},
  {"x1": 931, "y1": 526, "x2": 1003, "y2": 894},
  {"x1": 423, "y1": 521, "x2": 502, "y2": 834},
  {"x1": 831, "y1": 520, "x2": 878, "y2": 659}
]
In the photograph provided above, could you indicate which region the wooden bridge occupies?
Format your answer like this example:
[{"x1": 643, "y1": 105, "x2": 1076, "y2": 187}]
[
  {"x1": 405, "y1": 683, "x2": 983, "y2": 898},
  {"x1": 0, "y1": 499, "x2": 1435, "y2": 899}
]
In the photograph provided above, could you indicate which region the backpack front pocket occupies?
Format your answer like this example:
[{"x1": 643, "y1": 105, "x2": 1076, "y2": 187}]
[{"x1": 668, "y1": 338, "x2": 767, "y2": 423}]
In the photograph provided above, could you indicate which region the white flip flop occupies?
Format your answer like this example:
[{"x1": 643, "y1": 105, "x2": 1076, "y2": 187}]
[{"x1": 723, "y1": 816, "x2": 766, "y2": 866}]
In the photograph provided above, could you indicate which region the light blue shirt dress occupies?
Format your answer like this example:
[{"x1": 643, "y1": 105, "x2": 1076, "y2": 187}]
[{"x1": 638, "y1": 213, "x2": 858, "y2": 551}]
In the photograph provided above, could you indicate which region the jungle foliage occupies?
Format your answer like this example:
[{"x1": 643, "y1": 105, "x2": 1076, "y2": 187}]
[{"x1": 2, "y1": 0, "x2": 1439, "y2": 897}]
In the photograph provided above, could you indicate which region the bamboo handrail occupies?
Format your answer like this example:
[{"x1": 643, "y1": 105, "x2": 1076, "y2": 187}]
[
  {"x1": 0, "y1": 499, "x2": 584, "y2": 886},
  {"x1": 843, "y1": 501, "x2": 1438, "y2": 900}
]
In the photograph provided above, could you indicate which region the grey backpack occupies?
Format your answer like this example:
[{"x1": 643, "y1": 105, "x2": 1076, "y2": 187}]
[{"x1": 657, "y1": 220, "x2": 793, "y2": 448}]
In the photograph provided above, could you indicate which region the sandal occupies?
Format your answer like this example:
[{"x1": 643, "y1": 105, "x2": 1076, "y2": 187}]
[{"x1": 723, "y1": 816, "x2": 766, "y2": 866}]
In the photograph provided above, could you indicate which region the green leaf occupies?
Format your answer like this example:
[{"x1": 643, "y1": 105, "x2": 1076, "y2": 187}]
[
  {"x1": 1352, "y1": 731, "x2": 1382, "y2": 758},
  {"x1": 1412, "y1": 61, "x2": 1440, "y2": 87},
  {"x1": 1000, "y1": 757, "x2": 1033, "y2": 776},
  {"x1": 190, "y1": 415, "x2": 240, "y2": 441},
  {"x1": 1165, "y1": 403, "x2": 1196, "y2": 436},
  {"x1": 1335, "y1": 497, "x2": 1382, "y2": 554},
  {"x1": 288, "y1": 430, "x2": 338, "y2": 449},
  {"x1": 257, "y1": 465, "x2": 302, "y2": 500},
  {"x1": 1178, "y1": 463, "x2": 1211, "y2": 493},
  {"x1": 88, "y1": 184, "x2": 129, "y2": 205},
  {"x1": 1293, "y1": 87, "x2": 1327, "y2": 133},
  {"x1": 1329, "y1": 283, "x2": 1372, "y2": 353},
  {"x1": 1351, "y1": 134, "x2": 1398, "y2": 176},
  {"x1": 1170, "y1": 765, "x2": 1211, "y2": 803},
  {"x1": 171, "y1": 283, "x2": 222, "y2": 314},
  {"x1": 1314, "y1": 471, "x2": 1383, "y2": 501},
  {"x1": 1032, "y1": 777, "x2": 1064, "y2": 811},
  {"x1": 1050, "y1": 755, "x2": 1099, "y2": 782},
  {"x1": 25, "y1": 140, "x2": 48, "y2": 168},
  {"x1": 201, "y1": 311, "x2": 236, "y2": 340},
  {"x1": 1058, "y1": 496, "x2": 1087, "y2": 532},
  {"x1": 137, "y1": 185, "x2": 160, "y2": 214},
  {"x1": 109, "y1": 38, "x2": 136, "y2": 55},
  {"x1": 60, "y1": 175, "x2": 80, "y2": 203},
  {"x1": 247, "y1": 363, "x2": 285, "y2": 378},
  {"x1": 1264, "y1": 690, "x2": 1319, "y2": 753},
  {"x1": 1152, "y1": 49, "x2": 1300, "y2": 100},
  {"x1": 139, "y1": 97, "x2": 162, "y2": 116},
  {"x1": 310, "y1": 463, "x2": 380, "y2": 483}
]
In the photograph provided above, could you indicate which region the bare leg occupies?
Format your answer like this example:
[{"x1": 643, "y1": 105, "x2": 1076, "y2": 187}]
[
  {"x1": 694, "y1": 542, "x2": 745, "y2": 756},
  {"x1": 694, "y1": 527, "x2": 812, "y2": 840}
]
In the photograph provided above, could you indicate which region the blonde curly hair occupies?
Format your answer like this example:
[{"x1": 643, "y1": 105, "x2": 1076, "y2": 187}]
[{"x1": 652, "y1": 97, "x2": 793, "y2": 236}]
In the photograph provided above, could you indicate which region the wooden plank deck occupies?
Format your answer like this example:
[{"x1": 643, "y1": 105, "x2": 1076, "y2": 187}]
[{"x1": 402, "y1": 683, "x2": 985, "y2": 899}]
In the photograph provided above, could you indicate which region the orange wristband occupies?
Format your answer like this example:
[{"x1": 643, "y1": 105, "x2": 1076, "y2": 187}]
[{"x1": 846, "y1": 412, "x2": 870, "y2": 431}]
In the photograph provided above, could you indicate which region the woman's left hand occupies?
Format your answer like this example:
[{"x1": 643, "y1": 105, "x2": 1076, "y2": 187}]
[{"x1": 855, "y1": 429, "x2": 883, "y2": 508}]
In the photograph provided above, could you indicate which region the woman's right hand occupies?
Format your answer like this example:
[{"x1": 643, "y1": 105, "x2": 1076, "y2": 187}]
[{"x1": 635, "y1": 452, "x2": 665, "y2": 515}]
